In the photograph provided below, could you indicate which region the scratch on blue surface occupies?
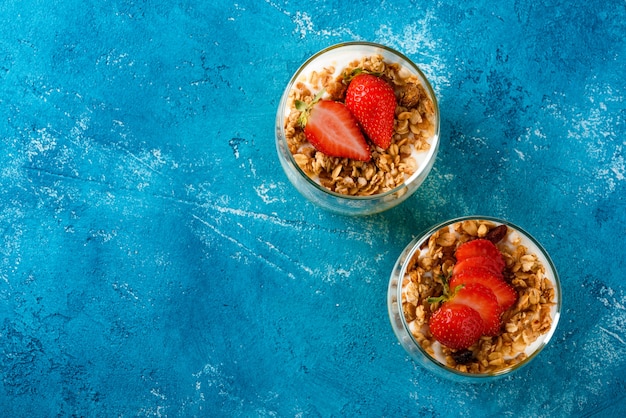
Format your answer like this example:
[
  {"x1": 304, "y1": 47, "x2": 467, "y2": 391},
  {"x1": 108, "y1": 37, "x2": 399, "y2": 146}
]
[
  {"x1": 192, "y1": 213, "x2": 299, "y2": 280},
  {"x1": 599, "y1": 327, "x2": 626, "y2": 346}
]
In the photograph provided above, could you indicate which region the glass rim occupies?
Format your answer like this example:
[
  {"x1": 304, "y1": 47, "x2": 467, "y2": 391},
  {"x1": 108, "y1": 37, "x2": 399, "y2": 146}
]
[
  {"x1": 395, "y1": 215, "x2": 562, "y2": 380},
  {"x1": 276, "y1": 41, "x2": 440, "y2": 201}
]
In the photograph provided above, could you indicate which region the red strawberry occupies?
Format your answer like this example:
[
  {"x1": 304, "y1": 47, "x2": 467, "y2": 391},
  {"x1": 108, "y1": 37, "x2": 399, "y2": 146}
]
[
  {"x1": 451, "y1": 283, "x2": 502, "y2": 336},
  {"x1": 450, "y1": 268, "x2": 518, "y2": 311},
  {"x1": 455, "y1": 239, "x2": 505, "y2": 271},
  {"x1": 345, "y1": 73, "x2": 396, "y2": 149},
  {"x1": 452, "y1": 256, "x2": 504, "y2": 278},
  {"x1": 297, "y1": 98, "x2": 371, "y2": 161},
  {"x1": 429, "y1": 303, "x2": 483, "y2": 350}
]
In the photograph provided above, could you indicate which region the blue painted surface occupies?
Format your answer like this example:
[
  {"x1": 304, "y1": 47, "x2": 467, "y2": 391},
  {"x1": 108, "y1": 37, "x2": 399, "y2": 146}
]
[{"x1": 1, "y1": 0, "x2": 625, "y2": 416}]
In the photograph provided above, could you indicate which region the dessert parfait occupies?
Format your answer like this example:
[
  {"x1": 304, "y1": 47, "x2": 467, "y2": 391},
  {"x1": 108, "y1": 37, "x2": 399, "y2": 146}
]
[
  {"x1": 275, "y1": 42, "x2": 440, "y2": 215},
  {"x1": 388, "y1": 217, "x2": 561, "y2": 381}
]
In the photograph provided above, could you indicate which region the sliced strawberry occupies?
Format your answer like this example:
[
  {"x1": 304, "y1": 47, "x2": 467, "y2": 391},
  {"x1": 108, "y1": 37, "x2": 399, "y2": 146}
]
[
  {"x1": 297, "y1": 99, "x2": 371, "y2": 161},
  {"x1": 345, "y1": 73, "x2": 396, "y2": 149},
  {"x1": 452, "y1": 256, "x2": 504, "y2": 278},
  {"x1": 429, "y1": 303, "x2": 483, "y2": 350},
  {"x1": 450, "y1": 283, "x2": 502, "y2": 336},
  {"x1": 455, "y1": 239, "x2": 505, "y2": 271},
  {"x1": 450, "y1": 268, "x2": 518, "y2": 311}
]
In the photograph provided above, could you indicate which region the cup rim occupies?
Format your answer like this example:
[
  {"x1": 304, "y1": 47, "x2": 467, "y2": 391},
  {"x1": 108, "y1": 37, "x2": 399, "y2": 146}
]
[
  {"x1": 394, "y1": 215, "x2": 562, "y2": 380},
  {"x1": 276, "y1": 41, "x2": 440, "y2": 201}
]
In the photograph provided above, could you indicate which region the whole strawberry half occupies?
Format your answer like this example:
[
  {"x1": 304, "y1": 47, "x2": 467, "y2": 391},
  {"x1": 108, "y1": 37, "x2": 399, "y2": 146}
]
[
  {"x1": 345, "y1": 73, "x2": 396, "y2": 149},
  {"x1": 297, "y1": 98, "x2": 371, "y2": 161},
  {"x1": 429, "y1": 303, "x2": 483, "y2": 350}
]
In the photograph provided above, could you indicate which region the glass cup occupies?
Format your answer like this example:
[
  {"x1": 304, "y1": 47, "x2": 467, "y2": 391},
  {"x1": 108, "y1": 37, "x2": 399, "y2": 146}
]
[
  {"x1": 387, "y1": 216, "x2": 562, "y2": 382},
  {"x1": 275, "y1": 42, "x2": 440, "y2": 216}
]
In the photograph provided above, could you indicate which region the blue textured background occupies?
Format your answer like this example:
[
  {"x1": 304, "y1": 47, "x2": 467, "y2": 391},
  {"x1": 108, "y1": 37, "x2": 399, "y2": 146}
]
[{"x1": 1, "y1": 0, "x2": 625, "y2": 416}]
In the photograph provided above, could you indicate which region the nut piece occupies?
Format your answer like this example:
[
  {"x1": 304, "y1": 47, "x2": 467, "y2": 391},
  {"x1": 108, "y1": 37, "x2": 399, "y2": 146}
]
[{"x1": 398, "y1": 82, "x2": 421, "y2": 108}]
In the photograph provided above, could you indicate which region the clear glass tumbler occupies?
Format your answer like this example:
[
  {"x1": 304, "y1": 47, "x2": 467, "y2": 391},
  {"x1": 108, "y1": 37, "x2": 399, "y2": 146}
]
[
  {"x1": 387, "y1": 216, "x2": 562, "y2": 382},
  {"x1": 275, "y1": 42, "x2": 440, "y2": 216}
]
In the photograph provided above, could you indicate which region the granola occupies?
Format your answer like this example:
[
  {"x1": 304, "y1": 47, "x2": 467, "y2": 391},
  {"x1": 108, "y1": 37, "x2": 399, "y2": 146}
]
[
  {"x1": 401, "y1": 219, "x2": 557, "y2": 374},
  {"x1": 284, "y1": 54, "x2": 436, "y2": 196}
]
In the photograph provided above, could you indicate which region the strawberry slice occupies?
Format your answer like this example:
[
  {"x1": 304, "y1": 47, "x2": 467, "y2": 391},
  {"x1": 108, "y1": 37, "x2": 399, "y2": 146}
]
[
  {"x1": 429, "y1": 303, "x2": 483, "y2": 350},
  {"x1": 297, "y1": 98, "x2": 371, "y2": 161},
  {"x1": 450, "y1": 283, "x2": 502, "y2": 336},
  {"x1": 455, "y1": 239, "x2": 505, "y2": 271},
  {"x1": 452, "y1": 256, "x2": 504, "y2": 278},
  {"x1": 345, "y1": 73, "x2": 396, "y2": 149},
  {"x1": 450, "y1": 268, "x2": 518, "y2": 311}
]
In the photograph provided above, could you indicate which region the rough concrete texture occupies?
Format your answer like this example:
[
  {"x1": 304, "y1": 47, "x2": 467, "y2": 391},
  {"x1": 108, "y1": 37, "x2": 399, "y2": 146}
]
[{"x1": 1, "y1": 0, "x2": 625, "y2": 416}]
